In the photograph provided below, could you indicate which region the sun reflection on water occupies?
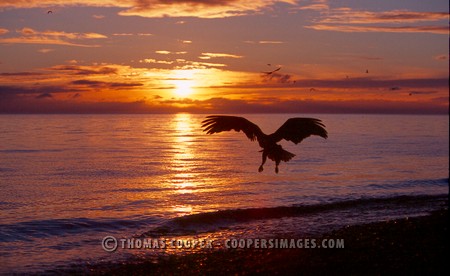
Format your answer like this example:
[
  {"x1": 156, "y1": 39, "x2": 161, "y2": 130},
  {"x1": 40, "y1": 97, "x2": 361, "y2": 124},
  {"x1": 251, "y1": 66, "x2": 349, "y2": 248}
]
[{"x1": 168, "y1": 113, "x2": 202, "y2": 214}]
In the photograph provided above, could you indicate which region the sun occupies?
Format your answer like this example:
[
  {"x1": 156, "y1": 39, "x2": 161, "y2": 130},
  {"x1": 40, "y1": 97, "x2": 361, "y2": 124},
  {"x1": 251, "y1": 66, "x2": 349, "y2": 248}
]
[
  {"x1": 174, "y1": 80, "x2": 194, "y2": 98},
  {"x1": 171, "y1": 70, "x2": 196, "y2": 98}
]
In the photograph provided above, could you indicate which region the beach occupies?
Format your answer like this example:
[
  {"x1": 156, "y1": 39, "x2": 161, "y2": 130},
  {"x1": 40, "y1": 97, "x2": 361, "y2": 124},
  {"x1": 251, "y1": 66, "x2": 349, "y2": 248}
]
[{"x1": 70, "y1": 209, "x2": 448, "y2": 275}]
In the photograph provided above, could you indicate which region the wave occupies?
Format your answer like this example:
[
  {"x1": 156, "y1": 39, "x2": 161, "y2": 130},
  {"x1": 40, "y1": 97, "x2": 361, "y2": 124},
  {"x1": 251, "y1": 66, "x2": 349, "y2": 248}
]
[
  {"x1": 142, "y1": 194, "x2": 448, "y2": 237},
  {"x1": 0, "y1": 216, "x2": 158, "y2": 242},
  {"x1": 0, "y1": 149, "x2": 64, "y2": 153},
  {"x1": 367, "y1": 178, "x2": 448, "y2": 190},
  {"x1": 1, "y1": 194, "x2": 447, "y2": 243}
]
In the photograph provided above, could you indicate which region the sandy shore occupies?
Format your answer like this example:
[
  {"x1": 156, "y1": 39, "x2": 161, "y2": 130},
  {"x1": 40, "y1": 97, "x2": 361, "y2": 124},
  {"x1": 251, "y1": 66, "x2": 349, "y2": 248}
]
[{"x1": 74, "y1": 209, "x2": 448, "y2": 275}]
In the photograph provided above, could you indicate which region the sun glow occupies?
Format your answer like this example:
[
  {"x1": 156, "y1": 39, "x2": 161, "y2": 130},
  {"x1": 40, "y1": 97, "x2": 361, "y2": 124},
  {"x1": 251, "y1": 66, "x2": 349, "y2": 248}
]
[
  {"x1": 171, "y1": 70, "x2": 196, "y2": 98},
  {"x1": 174, "y1": 79, "x2": 194, "y2": 97}
]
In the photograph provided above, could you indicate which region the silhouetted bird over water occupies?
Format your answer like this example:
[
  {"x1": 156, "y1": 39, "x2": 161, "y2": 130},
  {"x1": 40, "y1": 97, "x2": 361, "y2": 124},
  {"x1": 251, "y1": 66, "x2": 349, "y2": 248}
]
[{"x1": 202, "y1": 116, "x2": 328, "y2": 173}]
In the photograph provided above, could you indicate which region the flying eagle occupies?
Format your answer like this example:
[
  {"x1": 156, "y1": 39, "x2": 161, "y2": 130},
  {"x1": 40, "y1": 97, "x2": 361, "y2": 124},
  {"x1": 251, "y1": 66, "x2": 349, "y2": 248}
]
[
  {"x1": 202, "y1": 116, "x2": 328, "y2": 173},
  {"x1": 262, "y1": 67, "x2": 281, "y2": 75}
]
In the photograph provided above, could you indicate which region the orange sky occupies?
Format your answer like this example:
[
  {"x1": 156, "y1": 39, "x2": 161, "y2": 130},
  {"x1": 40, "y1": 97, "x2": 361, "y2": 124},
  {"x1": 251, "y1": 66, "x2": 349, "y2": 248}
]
[{"x1": 0, "y1": 0, "x2": 448, "y2": 114}]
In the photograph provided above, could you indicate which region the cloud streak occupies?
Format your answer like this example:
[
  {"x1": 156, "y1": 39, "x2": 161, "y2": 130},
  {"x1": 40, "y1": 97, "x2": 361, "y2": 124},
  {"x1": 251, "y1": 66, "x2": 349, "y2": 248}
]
[
  {"x1": 307, "y1": 24, "x2": 448, "y2": 35},
  {"x1": 0, "y1": 0, "x2": 298, "y2": 18},
  {"x1": 118, "y1": 0, "x2": 297, "y2": 18},
  {"x1": 47, "y1": 64, "x2": 119, "y2": 75},
  {"x1": 0, "y1": 27, "x2": 106, "y2": 47},
  {"x1": 306, "y1": 8, "x2": 448, "y2": 35},
  {"x1": 1, "y1": 95, "x2": 447, "y2": 114},
  {"x1": 71, "y1": 79, "x2": 143, "y2": 89},
  {"x1": 320, "y1": 9, "x2": 448, "y2": 24},
  {"x1": 199, "y1": 52, "x2": 243, "y2": 59}
]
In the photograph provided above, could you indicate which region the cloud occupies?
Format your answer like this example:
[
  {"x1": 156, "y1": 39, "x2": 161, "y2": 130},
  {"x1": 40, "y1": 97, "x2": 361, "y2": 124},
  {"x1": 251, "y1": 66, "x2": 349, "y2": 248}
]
[
  {"x1": 0, "y1": 72, "x2": 43, "y2": 77},
  {"x1": 117, "y1": 0, "x2": 297, "y2": 18},
  {"x1": 0, "y1": 85, "x2": 77, "y2": 96},
  {"x1": 320, "y1": 9, "x2": 448, "y2": 24},
  {"x1": 0, "y1": 0, "x2": 297, "y2": 18},
  {"x1": 37, "y1": 48, "x2": 55, "y2": 53},
  {"x1": 306, "y1": 24, "x2": 448, "y2": 35},
  {"x1": 140, "y1": 58, "x2": 226, "y2": 68},
  {"x1": 18, "y1": 27, "x2": 107, "y2": 39},
  {"x1": 408, "y1": 91, "x2": 438, "y2": 96},
  {"x1": 1, "y1": 95, "x2": 446, "y2": 114},
  {"x1": 331, "y1": 54, "x2": 383, "y2": 61},
  {"x1": 218, "y1": 77, "x2": 449, "y2": 91},
  {"x1": 0, "y1": 27, "x2": 107, "y2": 47},
  {"x1": 113, "y1": 32, "x2": 153, "y2": 36},
  {"x1": 140, "y1": 58, "x2": 174, "y2": 65},
  {"x1": 0, "y1": 37, "x2": 99, "y2": 47},
  {"x1": 307, "y1": 8, "x2": 448, "y2": 35},
  {"x1": 48, "y1": 65, "x2": 118, "y2": 75},
  {"x1": 433, "y1": 54, "x2": 448, "y2": 61},
  {"x1": 0, "y1": 28, "x2": 9, "y2": 35},
  {"x1": 113, "y1": 33, "x2": 134, "y2": 36},
  {"x1": 176, "y1": 61, "x2": 226, "y2": 69},
  {"x1": 155, "y1": 50, "x2": 186, "y2": 55},
  {"x1": 297, "y1": 0, "x2": 329, "y2": 11},
  {"x1": 245, "y1": 40, "x2": 284, "y2": 44},
  {"x1": 36, "y1": 93, "x2": 53, "y2": 99},
  {"x1": 199, "y1": 52, "x2": 243, "y2": 59},
  {"x1": 71, "y1": 79, "x2": 143, "y2": 88}
]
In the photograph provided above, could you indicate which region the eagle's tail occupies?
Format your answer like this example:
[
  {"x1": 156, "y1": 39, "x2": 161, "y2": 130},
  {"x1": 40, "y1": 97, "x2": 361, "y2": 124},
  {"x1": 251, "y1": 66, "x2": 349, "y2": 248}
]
[{"x1": 267, "y1": 145, "x2": 295, "y2": 163}]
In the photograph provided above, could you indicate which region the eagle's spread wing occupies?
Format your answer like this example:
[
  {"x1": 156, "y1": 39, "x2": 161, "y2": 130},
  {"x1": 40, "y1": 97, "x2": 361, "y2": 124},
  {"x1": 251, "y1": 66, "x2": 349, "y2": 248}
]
[
  {"x1": 272, "y1": 118, "x2": 328, "y2": 144},
  {"x1": 202, "y1": 116, "x2": 264, "y2": 142}
]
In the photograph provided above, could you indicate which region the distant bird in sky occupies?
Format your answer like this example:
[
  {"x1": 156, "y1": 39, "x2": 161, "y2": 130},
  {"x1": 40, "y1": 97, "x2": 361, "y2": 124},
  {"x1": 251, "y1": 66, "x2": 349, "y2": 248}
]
[
  {"x1": 390, "y1": 86, "x2": 401, "y2": 91},
  {"x1": 47, "y1": 10, "x2": 53, "y2": 14},
  {"x1": 202, "y1": 116, "x2": 328, "y2": 173},
  {"x1": 262, "y1": 67, "x2": 281, "y2": 75},
  {"x1": 310, "y1": 88, "x2": 317, "y2": 92},
  {"x1": 365, "y1": 69, "x2": 369, "y2": 74}
]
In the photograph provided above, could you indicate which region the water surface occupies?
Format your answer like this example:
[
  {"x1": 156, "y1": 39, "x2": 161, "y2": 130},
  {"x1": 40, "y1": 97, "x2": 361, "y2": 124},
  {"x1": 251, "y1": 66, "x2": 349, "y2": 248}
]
[{"x1": 0, "y1": 114, "x2": 448, "y2": 273}]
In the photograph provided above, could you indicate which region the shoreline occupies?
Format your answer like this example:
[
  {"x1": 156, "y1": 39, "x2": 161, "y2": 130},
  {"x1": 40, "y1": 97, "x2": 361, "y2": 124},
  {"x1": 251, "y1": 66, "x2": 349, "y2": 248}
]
[{"x1": 73, "y1": 209, "x2": 449, "y2": 275}]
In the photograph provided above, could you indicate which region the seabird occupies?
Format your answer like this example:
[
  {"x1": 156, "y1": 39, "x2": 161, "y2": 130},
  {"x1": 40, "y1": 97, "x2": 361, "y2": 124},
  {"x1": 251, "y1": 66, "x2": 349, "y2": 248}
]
[
  {"x1": 202, "y1": 116, "x2": 328, "y2": 173},
  {"x1": 262, "y1": 67, "x2": 281, "y2": 75}
]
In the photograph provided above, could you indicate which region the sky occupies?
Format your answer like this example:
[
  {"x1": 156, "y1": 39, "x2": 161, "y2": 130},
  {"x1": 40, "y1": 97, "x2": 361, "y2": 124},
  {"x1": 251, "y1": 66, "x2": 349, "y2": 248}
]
[{"x1": 0, "y1": 0, "x2": 448, "y2": 114}]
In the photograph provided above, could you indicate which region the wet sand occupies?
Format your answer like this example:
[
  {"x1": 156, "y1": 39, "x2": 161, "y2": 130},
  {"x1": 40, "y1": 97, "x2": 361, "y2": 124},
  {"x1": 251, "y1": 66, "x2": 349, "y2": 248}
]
[{"x1": 78, "y1": 209, "x2": 448, "y2": 275}]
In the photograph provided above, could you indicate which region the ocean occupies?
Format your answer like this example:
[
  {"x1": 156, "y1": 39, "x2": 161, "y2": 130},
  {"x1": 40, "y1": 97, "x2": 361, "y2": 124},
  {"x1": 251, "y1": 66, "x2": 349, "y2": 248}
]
[{"x1": 0, "y1": 114, "x2": 448, "y2": 273}]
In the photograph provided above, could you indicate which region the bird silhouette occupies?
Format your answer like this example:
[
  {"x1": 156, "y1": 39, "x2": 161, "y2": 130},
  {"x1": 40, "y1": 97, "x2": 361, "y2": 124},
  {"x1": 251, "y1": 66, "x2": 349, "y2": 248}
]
[
  {"x1": 202, "y1": 116, "x2": 328, "y2": 173},
  {"x1": 262, "y1": 67, "x2": 281, "y2": 75}
]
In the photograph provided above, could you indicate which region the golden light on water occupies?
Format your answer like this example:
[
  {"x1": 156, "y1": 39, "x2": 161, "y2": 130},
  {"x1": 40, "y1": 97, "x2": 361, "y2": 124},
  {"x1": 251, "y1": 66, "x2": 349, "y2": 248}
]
[{"x1": 167, "y1": 114, "x2": 200, "y2": 215}]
